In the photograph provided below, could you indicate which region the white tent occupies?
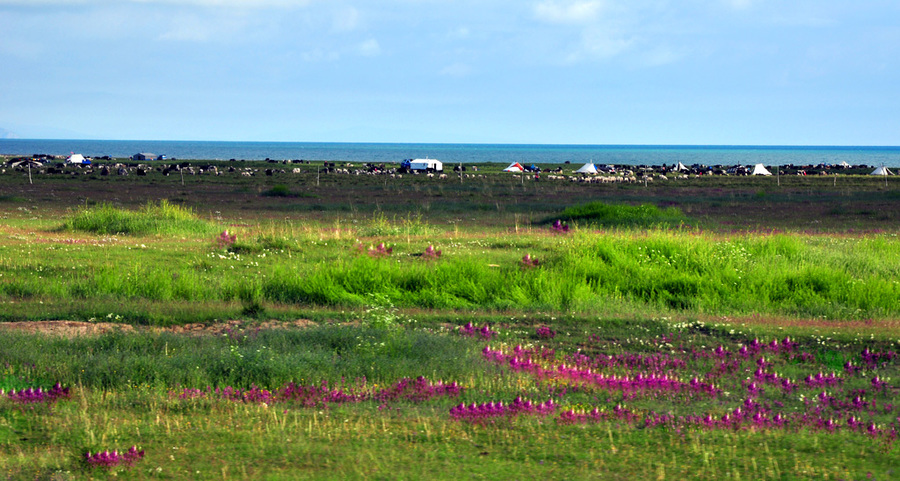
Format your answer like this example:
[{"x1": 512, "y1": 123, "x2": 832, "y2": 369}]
[
  {"x1": 503, "y1": 162, "x2": 524, "y2": 172},
  {"x1": 751, "y1": 163, "x2": 772, "y2": 176},
  {"x1": 674, "y1": 162, "x2": 689, "y2": 172},
  {"x1": 838, "y1": 161, "x2": 851, "y2": 168},
  {"x1": 870, "y1": 166, "x2": 893, "y2": 176},
  {"x1": 574, "y1": 162, "x2": 597, "y2": 174},
  {"x1": 66, "y1": 154, "x2": 86, "y2": 164}
]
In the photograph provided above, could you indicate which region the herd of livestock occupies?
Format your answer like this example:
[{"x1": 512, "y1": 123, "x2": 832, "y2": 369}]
[{"x1": 1, "y1": 154, "x2": 887, "y2": 183}]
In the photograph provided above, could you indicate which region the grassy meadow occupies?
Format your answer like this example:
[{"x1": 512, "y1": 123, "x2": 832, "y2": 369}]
[{"x1": 0, "y1": 160, "x2": 898, "y2": 479}]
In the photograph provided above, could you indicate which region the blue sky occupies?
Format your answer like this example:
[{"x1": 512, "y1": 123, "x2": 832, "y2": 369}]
[{"x1": 1, "y1": 0, "x2": 898, "y2": 145}]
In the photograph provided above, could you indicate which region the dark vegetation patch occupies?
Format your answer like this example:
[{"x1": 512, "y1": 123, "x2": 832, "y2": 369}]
[{"x1": 547, "y1": 201, "x2": 688, "y2": 228}]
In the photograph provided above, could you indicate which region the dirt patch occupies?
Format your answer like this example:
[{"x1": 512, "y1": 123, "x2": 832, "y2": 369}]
[
  {"x1": 0, "y1": 319, "x2": 317, "y2": 338},
  {"x1": 0, "y1": 320, "x2": 135, "y2": 337},
  {"x1": 155, "y1": 319, "x2": 318, "y2": 336}
]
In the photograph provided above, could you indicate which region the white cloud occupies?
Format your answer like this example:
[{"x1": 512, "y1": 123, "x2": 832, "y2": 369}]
[
  {"x1": 534, "y1": 0, "x2": 605, "y2": 25},
  {"x1": 357, "y1": 38, "x2": 380, "y2": 57}
]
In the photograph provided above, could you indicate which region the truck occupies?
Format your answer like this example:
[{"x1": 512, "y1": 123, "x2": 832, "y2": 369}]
[{"x1": 402, "y1": 158, "x2": 443, "y2": 172}]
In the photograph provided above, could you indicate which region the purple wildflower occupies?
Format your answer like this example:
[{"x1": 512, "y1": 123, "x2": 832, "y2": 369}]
[
  {"x1": 84, "y1": 446, "x2": 144, "y2": 468},
  {"x1": 216, "y1": 230, "x2": 236, "y2": 249},
  {"x1": 422, "y1": 244, "x2": 442, "y2": 260},
  {"x1": 535, "y1": 326, "x2": 556, "y2": 339},
  {"x1": 551, "y1": 220, "x2": 570, "y2": 233},
  {"x1": 521, "y1": 253, "x2": 540, "y2": 268}
]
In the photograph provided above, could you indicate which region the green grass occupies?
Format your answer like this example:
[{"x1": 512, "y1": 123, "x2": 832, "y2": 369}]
[
  {"x1": 0, "y1": 326, "x2": 481, "y2": 390},
  {"x1": 2, "y1": 225, "x2": 899, "y2": 323},
  {"x1": 60, "y1": 200, "x2": 218, "y2": 236}
]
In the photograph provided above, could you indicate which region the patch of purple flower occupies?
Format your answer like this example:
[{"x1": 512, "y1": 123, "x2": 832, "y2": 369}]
[
  {"x1": 458, "y1": 322, "x2": 497, "y2": 340},
  {"x1": 84, "y1": 446, "x2": 144, "y2": 468},
  {"x1": 369, "y1": 242, "x2": 393, "y2": 257},
  {"x1": 216, "y1": 230, "x2": 236, "y2": 249},
  {"x1": 551, "y1": 220, "x2": 570, "y2": 234},
  {"x1": 478, "y1": 339, "x2": 900, "y2": 444},
  {"x1": 481, "y1": 346, "x2": 719, "y2": 397},
  {"x1": 861, "y1": 348, "x2": 897, "y2": 369},
  {"x1": 421, "y1": 244, "x2": 442, "y2": 260},
  {"x1": 450, "y1": 397, "x2": 557, "y2": 422},
  {"x1": 536, "y1": 326, "x2": 556, "y2": 339},
  {"x1": 804, "y1": 371, "x2": 842, "y2": 388},
  {"x1": 521, "y1": 253, "x2": 540, "y2": 269},
  {"x1": 373, "y1": 376, "x2": 462, "y2": 403},
  {"x1": 3, "y1": 383, "x2": 70, "y2": 404}
]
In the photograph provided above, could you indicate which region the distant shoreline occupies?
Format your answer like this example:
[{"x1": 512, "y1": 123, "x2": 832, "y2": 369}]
[{"x1": 2, "y1": 139, "x2": 900, "y2": 167}]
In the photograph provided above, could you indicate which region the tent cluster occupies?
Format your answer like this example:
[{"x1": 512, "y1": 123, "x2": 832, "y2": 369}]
[{"x1": 501, "y1": 161, "x2": 893, "y2": 177}]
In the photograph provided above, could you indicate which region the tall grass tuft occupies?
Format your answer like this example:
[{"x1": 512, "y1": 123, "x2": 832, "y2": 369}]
[{"x1": 62, "y1": 200, "x2": 217, "y2": 236}]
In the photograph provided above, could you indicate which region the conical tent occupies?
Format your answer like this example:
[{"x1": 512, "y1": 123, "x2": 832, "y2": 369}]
[
  {"x1": 751, "y1": 163, "x2": 772, "y2": 176},
  {"x1": 674, "y1": 162, "x2": 689, "y2": 172},
  {"x1": 503, "y1": 162, "x2": 524, "y2": 172},
  {"x1": 574, "y1": 163, "x2": 597, "y2": 174},
  {"x1": 870, "y1": 166, "x2": 893, "y2": 176}
]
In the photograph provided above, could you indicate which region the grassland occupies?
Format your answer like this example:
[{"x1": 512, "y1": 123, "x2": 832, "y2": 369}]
[{"x1": 0, "y1": 160, "x2": 898, "y2": 479}]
